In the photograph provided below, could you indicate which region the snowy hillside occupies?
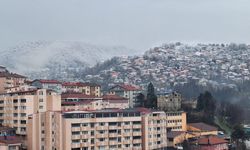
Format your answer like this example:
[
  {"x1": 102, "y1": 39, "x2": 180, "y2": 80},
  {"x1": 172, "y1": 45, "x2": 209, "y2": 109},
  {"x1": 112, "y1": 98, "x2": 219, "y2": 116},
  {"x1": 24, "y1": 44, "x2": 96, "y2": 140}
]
[{"x1": 0, "y1": 41, "x2": 136, "y2": 80}]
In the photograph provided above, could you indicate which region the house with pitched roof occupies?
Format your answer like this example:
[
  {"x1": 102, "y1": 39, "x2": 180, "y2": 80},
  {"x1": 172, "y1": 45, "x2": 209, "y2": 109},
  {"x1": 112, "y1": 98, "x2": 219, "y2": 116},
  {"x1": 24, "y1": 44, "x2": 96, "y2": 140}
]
[
  {"x1": 187, "y1": 122, "x2": 218, "y2": 137},
  {"x1": 190, "y1": 136, "x2": 229, "y2": 150},
  {"x1": 109, "y1": 84, "x2": 142, "y2": 108}
]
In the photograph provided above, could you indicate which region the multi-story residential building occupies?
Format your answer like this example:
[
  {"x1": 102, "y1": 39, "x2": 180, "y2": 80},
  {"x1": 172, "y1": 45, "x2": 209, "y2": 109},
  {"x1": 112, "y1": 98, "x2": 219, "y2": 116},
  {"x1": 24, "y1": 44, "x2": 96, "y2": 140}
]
[
  {"x1": 62, "y1": 82, "x2": 101, "y2": 97},
  {"x1": 62, "y1": 93, "x2": 102, "y2": 102},
  {"x1": 0, "y1": 89, "x2": 61, "y2": 137},
  {"x1": 62, "y1": 100, "x2": 104, "y2": 111},
  {"x1": 102, "y1": 94, "x2": 129, "y2": 109},
  {"x1": 0, "y1": 68, "x2": 26, "y2": 94},
  {"x1": 31, "y1": 79, "x2": 62, "y2": 94},
  {"x1": 27, "y1": 108, "x2": 168, "y2": 150},
  {"x1": 109, "y1": 84, "x2": 142, "y2": 108},
  {"x1": 61, "y1": 94, "x2": 129, "y2": 111},
  {"x1": 157, "y1": 91, "x2": 182, "y2": 111},
  {"x1": 166, "y1": 111, "x2": 187, "y2": 132}
]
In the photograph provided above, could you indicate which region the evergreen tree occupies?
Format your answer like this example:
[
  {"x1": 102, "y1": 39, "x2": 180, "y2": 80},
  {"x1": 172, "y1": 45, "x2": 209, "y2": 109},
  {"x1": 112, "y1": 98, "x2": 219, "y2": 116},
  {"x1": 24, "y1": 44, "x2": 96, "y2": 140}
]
[
  {"x1": 135, "y1": 93, "x2": 145, "y2": 107},
  {"x1": 146, "y1": 82, "x2": 157, "y2": 108},
  {"x1": 231, "y1": 124, "x2": 248, "y2": 150},
  {"x1": 196, "y1": 91, "x2": 216, "y2": 124}
]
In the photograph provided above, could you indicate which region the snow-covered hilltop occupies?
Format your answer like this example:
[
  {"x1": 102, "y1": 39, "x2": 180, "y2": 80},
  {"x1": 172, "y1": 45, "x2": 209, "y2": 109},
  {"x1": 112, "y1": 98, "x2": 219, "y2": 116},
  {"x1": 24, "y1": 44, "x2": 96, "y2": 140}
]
[
  {"x1": 0, "y1": 41, "x2": 135, "y2": 80},
  {"x1": 81, "y1": 42, "x2": 250, "y2": 93}
]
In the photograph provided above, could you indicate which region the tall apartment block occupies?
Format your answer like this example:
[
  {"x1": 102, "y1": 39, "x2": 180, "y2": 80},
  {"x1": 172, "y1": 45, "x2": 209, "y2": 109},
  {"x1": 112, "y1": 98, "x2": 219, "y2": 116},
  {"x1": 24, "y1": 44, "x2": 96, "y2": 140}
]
[
  {"x1": 0, "y1": 89, "x2": 61, "y2": 148},
  {"x1": 166, "y1": 111, "x2": 187, "y2": 132},
  {"x1": 27, "y1": 108, "x2": 168, "y2": 150},
  {"x1": 0, "y1": 67, "x2": 26, "y2": 94}
]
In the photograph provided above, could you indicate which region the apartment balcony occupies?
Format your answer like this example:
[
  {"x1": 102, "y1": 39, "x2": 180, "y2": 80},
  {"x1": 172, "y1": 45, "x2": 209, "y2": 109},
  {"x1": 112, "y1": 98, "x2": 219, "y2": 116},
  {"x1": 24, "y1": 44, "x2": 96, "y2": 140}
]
[
  {"x1": 19, "y1": 124, "x2": 27, "y2": 128},
  {"x1": 81, "y1": 142, "x2": 90, "y2": 147},
  {"x1": 20, "y1": 116, "x2": 27, "y2": 120},
  {"x1": 132, "y1": 125, "x2": 141, "y2": 129},
  {"x1": 96, "y1": 141, "x2": 108, "y2": 146},
  {"x1": 123, "y1": 125, "x2": 131, "y2": 129},
  {"x1": 71, "y1": 135, "x2": 81, "y2": 140},
  {"x1": 71, "y1": 127, "x2": 81, "y2": 131},
  {"x1": 81, "y1": 134, "x2": 90, "y2": 139},
  {"x1": 109, "y1": 133, "x2": 117, "y2": 137},
  {"x1": 81, "y1": 126, "x2": 91, "y2": 130},
  {"x1": 123, "y1": 140, "x2": 132, "y2": 144},
  {"x1": 109, "y1": 126, "x2": 119, "y2": 130},
  {"x1": 132, "y1": 132, "x2": 141, "y2": 136},
  {"x1": 71, "y1": 143, "x2": 80, "y2": 148},
  {"x1": 133, "y1": 139, "x2": 141, "y2": 144},
  {"x1": 96, "y1": 133, "x2": 108, "y2": 138},
  {"x1": 96, "y1": 126, "x2": 108, "y2": 130},
  {"x1": 109, "y1": 141, "x2": 118, "y2": 145},
  {"x1": 123, "y1": 132, "x2": 132, "y2": 136}
]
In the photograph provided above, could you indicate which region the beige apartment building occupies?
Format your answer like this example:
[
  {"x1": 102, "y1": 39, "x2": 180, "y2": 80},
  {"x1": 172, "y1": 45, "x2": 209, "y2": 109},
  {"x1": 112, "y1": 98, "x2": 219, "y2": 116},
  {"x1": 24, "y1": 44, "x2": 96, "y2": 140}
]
[
  {"x1": 166, "y1": 111, "x2": 187, "y2": 132},
  {"x1": 62, "y1": 82, "x2": 101, "y2": 97},
  {"x1": 0, "y1": 89, "x2": 61, "y2": 137},
  {"x1": 0, "y1": 69, "x2": 26, "y2": 94},
  {"x1": 61, "y1": 93, "x2": 129, "y2": 111},
  {"x1": 28, "y1": 108, "x2": 168, "y2": 150}
]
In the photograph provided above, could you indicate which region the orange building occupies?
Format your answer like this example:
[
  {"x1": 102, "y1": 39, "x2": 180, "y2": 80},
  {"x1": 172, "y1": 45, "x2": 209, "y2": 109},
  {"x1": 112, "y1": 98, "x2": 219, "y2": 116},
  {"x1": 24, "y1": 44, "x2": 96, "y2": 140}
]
[
  {"x1": 187, "y1": 122, "x2": 218, "y2": 137},
  {"x1": 28, "y1": 108, "x2": 168, "y2": 150},
  {"x1": 166, "y1": 111, "x2": 187, "y2": 132},
  {"x1": 0, "y1": 89, "x2": 61, "y2": 149}
]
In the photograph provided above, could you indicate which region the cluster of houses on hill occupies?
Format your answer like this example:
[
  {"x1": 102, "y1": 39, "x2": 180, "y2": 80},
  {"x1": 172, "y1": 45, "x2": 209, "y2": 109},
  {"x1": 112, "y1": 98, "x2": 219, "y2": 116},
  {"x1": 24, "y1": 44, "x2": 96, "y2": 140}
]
[
  {"x1": 83, "y1": 43, "x2": 250, "y2": 92},
  {"x1": 0, "y1": 66, "x2": 232, "y2": 150}
]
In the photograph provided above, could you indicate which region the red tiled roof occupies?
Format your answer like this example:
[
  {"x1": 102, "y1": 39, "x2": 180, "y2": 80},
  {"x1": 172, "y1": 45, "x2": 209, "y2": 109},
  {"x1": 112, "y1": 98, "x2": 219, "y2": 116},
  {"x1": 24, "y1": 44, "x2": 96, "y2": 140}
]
[
  {"x1": 62, "y1": 82, "x2": 84, "y2": 86},
  {"x1": 102, "y1": 94, "x2": 128, "y2": 103},
  {"x1": 188, "y1": 122, "x2": 218, "y2": 131},
  {"x1": 193, "y1": 136, "x2": 228, "y2": 145},
  {"x1": 62, "y1": 82, "x2": 101, "y2": 87},
  {"x1": 62, "y1": 100, "x2": 98, "y2": 105},
  {"x1": 34, "y1": 79, "x2": 61, "y2": 84},
  {"x1": 102, "y1": 94, "x2": 128, "y2": 100},
  {"x1": 167, "y1": 131, "x2": 186, "y2": 138},
  {"x1": 61, "y1": 93, "x2": 100, "y2": 99},
  {"x1": 111, "y1": 84, "x2": 141, "y2": 91}
]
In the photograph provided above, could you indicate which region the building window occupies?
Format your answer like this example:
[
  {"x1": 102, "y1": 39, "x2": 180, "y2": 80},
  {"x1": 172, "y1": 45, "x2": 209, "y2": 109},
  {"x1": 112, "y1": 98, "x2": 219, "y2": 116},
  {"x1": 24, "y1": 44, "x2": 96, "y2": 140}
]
[
  {"x1": 71, "y1": 123, "x2": 80, "y2": 127},
  {"x1": 20, "y1": 99, "x2": 26, "y2": 103},
  {"x1": 20, "y1": 120, "x2": 26, "y2": 124}
]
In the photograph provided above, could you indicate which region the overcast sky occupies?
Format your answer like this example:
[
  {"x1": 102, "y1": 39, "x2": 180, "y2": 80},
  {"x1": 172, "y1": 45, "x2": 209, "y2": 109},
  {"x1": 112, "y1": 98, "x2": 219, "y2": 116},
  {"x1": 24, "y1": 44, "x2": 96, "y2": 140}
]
[{"x1": 1, "y1": 0, "x2": 250, "y2": 51}]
